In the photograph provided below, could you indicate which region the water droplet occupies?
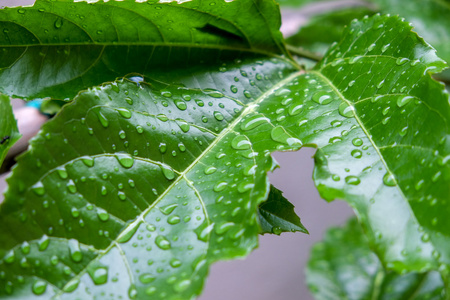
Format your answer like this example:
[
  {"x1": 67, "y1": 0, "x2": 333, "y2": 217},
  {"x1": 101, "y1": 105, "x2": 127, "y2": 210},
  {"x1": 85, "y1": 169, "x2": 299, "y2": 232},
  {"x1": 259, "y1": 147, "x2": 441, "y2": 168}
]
[
  {"x1": 415, "y1": 179, "x2": 424, "y2": 190},
  {"x1": 270, "y1": 126, "x2": 302, "y2": 147},
  {"x1": 383, "y1": 173, "x2": 396, "y2": 186},
  {"x1": 117, "y1": 108, "x2": 132, "y2": 119},
  {"x1": 139, "y1": 273, "x2": 156, "y2": 284},
  {"x1": 174, "y1": 99, "x2": 187, "y2": 110},
  {"x1": 89, "y1": 266, "x2": 108, "y2": 285},
  {"x1": 351, "y1": 149, "x2": 362, "y2": 159},
  {"x1": 230, "y1": 85, "x2": 238, "y2": 93},
  {"x1": 125, "y1": 97, "x2": 133, "y2": 105},
  {"x1": 213, "y1": 111, "x2": 224, "y2": 121},
  {"x1": 155, "y1": 235, "x2": 171, "y2": 250},
  {"x1": 397, "y1": 96, "x2": 413, "y2": 107},
  {"x1": 63, "y1": 279, "x2": 80, "y2": 292},
  {"x1": 128, "y1": 285, "x2": 138, "y2": 299},
  {"x1": 4, "y1": 251, "x2": 15, "y2": 264},
  {"x1": 421, "y1": 233, "x2": 430, "y2": 242},
  {"x1": 431, "y1": 171, "x2": 441, "y2": 182},
  {"x1": 71, "y1": 207, "x2": 80, "y2": 218},
  {"x1": 377, "y1": 80, "x2": 385, "y2": 89},
  {"x1": 67, "y1": 179, "x2": 77, "y2": 194},
  {"x1": 157, "y1": 114, "x2": 169, "y2": 122},
  {"x1": 312, "y1": 91, "x2": 333, "y2": 105},
  {"x1": 56, "y1": 167, "x2": 68, "y2": 179},
  {"x1": 159, "y1": 204, "x2": 177, "y2": 215},
  {"x1": 97, "y1": 208, "x2": 109, "y2": 222},
  {"x1": 32, "y1": 280, "x2": 47, "y2": 295},
  {"x1": 352, "y1": 138, "x2": 363, "y2": 146},
  {"x1": 238, "y1": 182, "x2": 254, "y2": 193},
  {"x1": 204, "y1": 166, "x2": 217, "y2": 175},
  {"x1": 118, "y1": 130, "x2": 126, "y2": 139},
  {"x1": 168, "y1": 215, "x2": 181, "y2": 225},
  {"x1": 367, "y1": 43, "x2": 376, "y2": 52},
  {"x1": 288, "y1": 104, "x2": 304, "y2": 116},
  {"x1": 240, "y1": 115, "x2": 269, "y2": 131},
  {"x1": 349, "y1": 56, "x2": 362, "y2": 64},
  {"x1": 231, "y1": 135, "x2": 251, "y2": 150},
  {"x1": 96, "y1": 111, "x2": 109, "y2": 128},
  {"x1": 178, "y1": 142, "x2": 186, "y2": 152},
  {"x1": 161, "y1": 165, "x2": 175, "y2": 180},
  {"x1": 213, "y1": 181, "x2": 228, "y2": 192},
  {"x1": 381, "y1": 44, "x2": 390, "y2": 52},
  {"x1": 116, "y1": 153, "x2": 134, "y2": 168},
  {"x1": 338, "y1": 102, "x2": 354, "y2": 118},
  {"x1": 118, "y1": 224, "x2": 139, "y2": 243},
  {"x1": 243, "y1": 90, "x2": 252, "y2": 98},
  {"x1": 38, "y1": 235, "x2": 50, "y2": 251},
  {"x1": 68, "y1": 239, "x2": 83, "y2": 262},
  {"x1": 101, "y1": 186, "x2": 108, "y2": 196},
  {"x1": 32, "y1": 182, "x2": 45, "y2": 196},
  {"x1": 21, "y1": 242, "x2": 30, "y2": 254},
  {"x1": 332, "y1": 174, "x2": 340, "y2": 181},
  {"x1": 174, "y1": 279, "x2": 191, "y2": 292},
  {"x1": 197, "y1": 223, "x2": 214, "y2": 242},
  {"x1": 54, "y1": 17, "x2": 63, "y2": 29},
  {"x1": 345, "y1": 176, "x2": 360, "y2": 185},
  {"x1": 136, "y1": 125, "x2": 144, "y2": 134},
  {"x1": 215, "y1": 222, "x2": 234, "y2": 235},
  {"x1": 396, "y1": 57, "x2": 408, "y2": 65},
  {"x1": 204, "y1": 89, "x2": 224, "y2": 98}
]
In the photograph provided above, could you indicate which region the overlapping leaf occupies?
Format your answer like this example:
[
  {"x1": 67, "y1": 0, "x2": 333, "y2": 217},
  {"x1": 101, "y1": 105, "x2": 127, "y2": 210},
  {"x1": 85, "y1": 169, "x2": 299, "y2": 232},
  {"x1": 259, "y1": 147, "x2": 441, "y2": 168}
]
[
  {"x1": 258, "y1": 185, "x2": 307, "y2": 235},
  {"x1": 0, "y1": 0, "x2": 287, "y2": 100},
  {"x1": 0, "y1": 94, "x2": 20, "y2": 167},
  {"x1": 306, "y1": 218, "x2": 444, "y2": 300}
]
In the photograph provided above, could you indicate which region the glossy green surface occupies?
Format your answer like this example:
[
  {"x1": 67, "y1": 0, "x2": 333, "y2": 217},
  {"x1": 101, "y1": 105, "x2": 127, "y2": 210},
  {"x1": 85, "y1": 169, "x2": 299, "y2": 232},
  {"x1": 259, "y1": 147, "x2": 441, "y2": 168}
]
[
  {"x1": 306, "y1": 218, "x2": 444, "y2": 300},
  {"x1": 286, "y1": 7, "x2": 375, "y2": 57},
  {"x1": 0, "y1": 4, "x2": 449, "y2": 299},
  {"x1": 0, "y1": 0, "x2": 287, "y2": 100},
  {"x1": 258, "y1": 185, "x2": 307, "y2": 235},
  {"x1": 0, "y1": 94, "x2": 20, "y2": 166}
]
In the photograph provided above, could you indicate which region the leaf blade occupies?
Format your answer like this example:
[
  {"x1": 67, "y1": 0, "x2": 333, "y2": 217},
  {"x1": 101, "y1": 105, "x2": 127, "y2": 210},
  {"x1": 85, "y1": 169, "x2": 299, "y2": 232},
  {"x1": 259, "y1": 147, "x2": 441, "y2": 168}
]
[{"x1": 0, "y1": 94, "x2": 21, "y2": 167}]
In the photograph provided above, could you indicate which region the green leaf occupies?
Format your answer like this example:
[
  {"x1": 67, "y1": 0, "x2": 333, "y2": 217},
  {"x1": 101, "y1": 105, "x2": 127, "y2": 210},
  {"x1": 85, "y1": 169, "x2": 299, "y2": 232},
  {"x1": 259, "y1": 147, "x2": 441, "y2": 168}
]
[
  {"x1": 365, "y1": 0, "x2": 450, "y2": 79},
  {"x1": 0, "y1": 94, "x2": 21, "y2": 167},
  {"x1": 306, "y1": 218, "x2": 445, "y2": 300},
  {"x1": 0, "y1": 0, "x2": 288, "y2": 100},
  {"x1": 286, "y1": 7, "x2": 375, "y2": 58},
  {"x1": 258, "y1": 185, "x2": 308, "y2": 235},
  {"x1": 1, "y1": 12, "x2": 449, "y2": 299}
]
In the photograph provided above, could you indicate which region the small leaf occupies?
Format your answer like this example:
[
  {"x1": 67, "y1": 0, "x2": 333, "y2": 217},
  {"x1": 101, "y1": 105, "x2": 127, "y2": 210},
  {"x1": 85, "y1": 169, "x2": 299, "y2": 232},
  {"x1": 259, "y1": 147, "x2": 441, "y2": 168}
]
[
  {"x1": 0, "y1": 94, "x2": 21, "y2": 167},
  {"x1": 306, "y1": 218, "x2": 445, "y2": 300},
  {"x1": 258, "y1": 185, "x2": 308, "y2": 235}
]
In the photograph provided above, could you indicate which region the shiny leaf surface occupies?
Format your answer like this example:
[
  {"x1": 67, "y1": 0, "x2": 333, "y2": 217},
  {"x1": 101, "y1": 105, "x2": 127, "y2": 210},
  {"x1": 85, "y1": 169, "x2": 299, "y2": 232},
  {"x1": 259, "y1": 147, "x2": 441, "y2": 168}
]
[
  {"x1": 0, "y1": 94, "x2": 20, "y2": 167},
  {"x1": 306, "y1": 218, "x2": 444, "y2": 300},
  {"x1": 258, "y1": 185, "x2": 308, "y2": 235},
  {"x1": 0, "y1": 9, "x2": 449, "y2": 300},
  {"x1": 0, "y1": 0, "x2": 287, "y2": 100}
]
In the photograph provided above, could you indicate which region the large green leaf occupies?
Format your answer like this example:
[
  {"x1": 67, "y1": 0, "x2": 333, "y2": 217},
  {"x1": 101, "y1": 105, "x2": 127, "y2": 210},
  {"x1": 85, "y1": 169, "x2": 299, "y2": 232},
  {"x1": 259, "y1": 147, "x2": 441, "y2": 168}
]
[
  {"x1": 306, "y1": 218, "x2": 445, "y2": 300},
  {"x1": 1, "y1": 11, "x2": 449, "y2": 300},
  {"x1": 0, "y1": 94, "x2": 21, "y2": 167},
  {"x1": 0, "y1": 0, "x2": 288, "y2": 100}
]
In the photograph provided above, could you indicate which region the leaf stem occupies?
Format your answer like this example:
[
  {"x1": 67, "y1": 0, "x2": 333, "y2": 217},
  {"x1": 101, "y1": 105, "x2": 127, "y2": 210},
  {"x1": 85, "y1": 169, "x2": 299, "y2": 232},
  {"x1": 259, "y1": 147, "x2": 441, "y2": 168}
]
[{"x1": 286, "y1": 44, "x2": 322, "y2": 61}]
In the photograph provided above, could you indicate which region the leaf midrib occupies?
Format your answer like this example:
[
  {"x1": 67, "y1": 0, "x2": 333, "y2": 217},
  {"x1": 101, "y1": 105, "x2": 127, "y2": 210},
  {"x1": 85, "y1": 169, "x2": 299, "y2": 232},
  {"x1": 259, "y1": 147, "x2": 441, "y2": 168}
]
[{"x1": 52, "y1": 69, "x2": 303, "y2": 296}]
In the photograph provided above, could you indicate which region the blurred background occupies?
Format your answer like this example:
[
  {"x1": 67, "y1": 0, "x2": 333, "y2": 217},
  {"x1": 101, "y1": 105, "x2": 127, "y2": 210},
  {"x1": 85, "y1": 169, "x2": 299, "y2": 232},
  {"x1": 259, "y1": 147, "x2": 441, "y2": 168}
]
[{"x1": 0, "y1": 0, "x2": 358, "y2": 299}]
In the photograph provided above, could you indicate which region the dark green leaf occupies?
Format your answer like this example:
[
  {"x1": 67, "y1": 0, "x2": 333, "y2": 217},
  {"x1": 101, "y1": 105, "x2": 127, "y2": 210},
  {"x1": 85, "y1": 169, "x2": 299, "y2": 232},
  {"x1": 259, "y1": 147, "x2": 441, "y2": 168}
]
[
  {"x1": 0, "y1": 94, "x2": 20, "y2": 167},
  {"x1": 1, "y1": 11, "x2": 449, "y2": 299},
  {"x1": 258, "y1": 185, "x2": 308, "y2": 235},
  {"x1": 286, "y1": 7, "x2": 375, "y2": 58},
  {"x1": 0, "y1": 0, "x2": 288, "y2": 100},
  {"x1": 365, "y1": 0, "x2": 450, "y2": 79},
  {"x1": 306, "y1": 218, "x2": 445, "y2": 300}
]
